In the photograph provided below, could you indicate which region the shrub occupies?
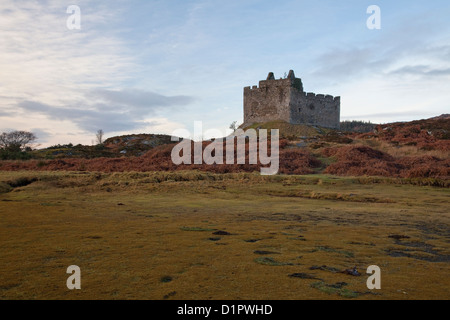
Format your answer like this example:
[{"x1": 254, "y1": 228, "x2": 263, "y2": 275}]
[{"x1": 0, "y1": 150, "x2": 32, "y2": 160}]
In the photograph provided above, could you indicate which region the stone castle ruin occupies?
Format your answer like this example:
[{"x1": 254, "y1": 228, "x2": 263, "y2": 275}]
[{"x1": 243, "y1": 70, "x2": 340, "y2": 129}]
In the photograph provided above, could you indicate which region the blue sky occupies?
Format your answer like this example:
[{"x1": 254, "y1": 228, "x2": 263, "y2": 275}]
[{"x1": 1, "y1": 0, "x2": 449, "y2": 146}]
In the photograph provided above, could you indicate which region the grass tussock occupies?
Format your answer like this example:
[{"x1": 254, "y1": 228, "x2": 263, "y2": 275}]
[{"x1": 310, "y1": 281, "x2": 360, "y2": 299}]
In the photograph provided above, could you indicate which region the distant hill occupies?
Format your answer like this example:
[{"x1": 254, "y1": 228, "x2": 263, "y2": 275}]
[
  {"x1": 31, "y1": 134, "x2": 176, "y2": 159},
  {"x1": 103, "y1": 134, "x2": 176, "y2": 157}
]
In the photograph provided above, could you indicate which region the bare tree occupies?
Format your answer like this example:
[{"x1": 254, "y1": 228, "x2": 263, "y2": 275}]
[
  {"x1": 0, "y1": 131, "x2": 37, "y2": 152},
  {"x1": 229, "y1": 121, "x2": 238, "y2": 132},
  {"x1": 95, "y1": 129, "x2": 104, "y2": 145}
]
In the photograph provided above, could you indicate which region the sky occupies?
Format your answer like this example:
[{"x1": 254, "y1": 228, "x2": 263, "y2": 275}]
[{"x1": 0, "y1": 0, "x2": 449, "y2": 147}]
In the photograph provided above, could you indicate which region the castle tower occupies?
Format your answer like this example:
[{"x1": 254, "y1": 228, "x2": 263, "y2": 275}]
[{"x1": 243, "y1": 70, "x2": 340, "y2": 129}]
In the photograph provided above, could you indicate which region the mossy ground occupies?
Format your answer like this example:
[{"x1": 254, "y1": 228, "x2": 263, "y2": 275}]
[{"x1": 0, "y1": 171, "x2": 448, "y2": 299}]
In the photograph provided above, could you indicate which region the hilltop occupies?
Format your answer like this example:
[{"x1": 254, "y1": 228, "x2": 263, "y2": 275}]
[{"x1": 29, "y1": 133, "x2": 176, "y2": 159}]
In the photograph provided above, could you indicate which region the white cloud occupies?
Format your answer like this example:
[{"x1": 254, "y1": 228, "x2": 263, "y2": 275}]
[
  {"x1": 0, "y1": 0, "x2": 136, "y2": 105},
  {"x1": 0, "y1": 1, "x2": 193, "y2": 146}
]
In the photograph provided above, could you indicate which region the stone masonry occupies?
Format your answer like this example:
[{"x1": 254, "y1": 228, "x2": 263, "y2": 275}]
[{"x1": 243, "y1": 70, "x2": 340, "y2": 129}]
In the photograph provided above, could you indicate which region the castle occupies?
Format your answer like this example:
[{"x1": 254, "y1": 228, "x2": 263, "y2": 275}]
[{"x1": 243, "y1": 70, "x2": 340, "y2": 129}]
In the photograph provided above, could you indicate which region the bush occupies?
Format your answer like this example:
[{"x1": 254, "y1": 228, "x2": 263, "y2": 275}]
[
  {"x1": 340, "y1": 121, "x2": 376, "y2": 133},
  {"x1": 0, "y1": 150, "x2": 32, "y2": 160}
]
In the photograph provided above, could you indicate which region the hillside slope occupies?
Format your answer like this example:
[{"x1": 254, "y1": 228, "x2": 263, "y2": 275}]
[{"x1": 1, "y1": 116, "x2": 449, "y2": 180}]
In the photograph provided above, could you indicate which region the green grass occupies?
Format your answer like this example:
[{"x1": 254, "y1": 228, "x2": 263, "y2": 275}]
[
  {"x1": 314, "y1": 246, "x2": 355, "y2": 258},
  {"x1": 254, "y1": 257, "x2": 294, "y2": 266},
  {"x1": 179, "y1": 227, "x2": 216, "y2": 232},
  {"x1": 310, "y1": 281, "x2": 360, "y2": 298},
  {"x1": 242, "y1": 120, "x2": 324, "y2": 139},
  {"x1": 0, "y1": 182, "x2": 12, "y2": 194}
]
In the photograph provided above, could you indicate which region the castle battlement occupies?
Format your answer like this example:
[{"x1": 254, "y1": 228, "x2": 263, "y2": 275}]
[{"x1": 243, "y1": 70, "x2": 340, "y2": 129}]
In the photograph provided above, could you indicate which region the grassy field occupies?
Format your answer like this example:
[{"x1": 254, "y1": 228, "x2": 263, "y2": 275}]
[{"x1": 0, "y1": 171, "x2": 449, "y2": 300}]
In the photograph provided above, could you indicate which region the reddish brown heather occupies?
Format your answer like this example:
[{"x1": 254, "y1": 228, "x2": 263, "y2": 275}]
[
  {"x1": 323, "y1": 145, "x2": 449, "y2": 179},
  {"x1": 0, "y1": 133, "x2": 448, "y2": 179},
  {"x1": 354, "y1": 116, "x2": 450, "y2": 151},
  {"x1": 0, "y1": 139, "x2": 321, "y2": 175}
]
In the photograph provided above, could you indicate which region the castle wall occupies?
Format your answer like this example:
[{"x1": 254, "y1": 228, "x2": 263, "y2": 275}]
[
  {"x1": 243, "y1": 79, "x2": 292, "y2": 124},
  {"x1": 289, "y1": 92, "x2": 340, "y2": 129},
  {"x1": 243, "y1": 71, "x2": 340, "y2": 129}
]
